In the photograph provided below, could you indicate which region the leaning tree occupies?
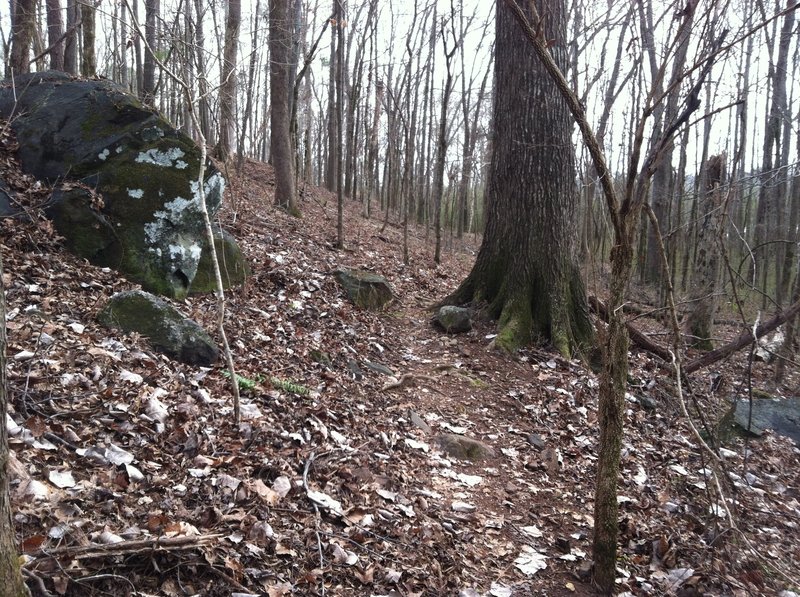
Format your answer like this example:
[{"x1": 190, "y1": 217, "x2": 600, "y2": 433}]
[{"x1": 442, "y1": 0, "x2": 592, "y2": 356}]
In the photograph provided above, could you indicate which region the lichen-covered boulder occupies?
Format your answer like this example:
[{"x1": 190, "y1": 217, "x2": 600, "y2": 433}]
[
  {"x1": 189, "y1": 227, "x2": 248, "y2": 294},
  {"x1": 433, "y1": 306, "x2": 472, "y2": 334},
  {"x1": 334, "y1": 269, "x2": 393, "y2": 310},
  {"x1": 0, "y1": 71, "x2": 225, "y2": 298},
  {"x1": 98, "y1": 290, "x2": 219, "y2": 366}
]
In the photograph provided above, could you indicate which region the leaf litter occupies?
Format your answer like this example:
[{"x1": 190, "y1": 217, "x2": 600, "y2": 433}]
[{"x1": 1, "y1": 157, "x2": 799, "y2": 596}]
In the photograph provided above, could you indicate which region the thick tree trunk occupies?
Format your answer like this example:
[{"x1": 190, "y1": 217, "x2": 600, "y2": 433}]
[
  {"x1": 8, "y1": 0, "x2": 35, "y2": 77},
  {"x1": 0, "y1": 254, "x2": 30, "y2": 596},
  {"x1": 46, "y1": 0, "x2": 65, "y2": 70},
  {"x1": 64, "y1": 0, "x2": 78, "y2": 74},
  {"x1": 214, "y1": 0, "x2": 240, "y2": 162},
  {"x1": 685, "y1": 154, "x2": 725, "y2": 349},
  {"x1": 270, "y1": 0, "x2": 297, "y2": 215},
  {"x1": 444, "y1": 0, "x2": 592, "y2": 356},
  {"x1": 80, "y1": 0, "x2": 96, "y2": 77},
  {"x1": 142, "y1": 0, "x2": 160, "y2": 104}
]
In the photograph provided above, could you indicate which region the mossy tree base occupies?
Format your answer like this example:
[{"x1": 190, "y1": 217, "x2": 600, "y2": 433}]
[{"x1": 444, "y1": 257, "x2": 593, "y2": 358}]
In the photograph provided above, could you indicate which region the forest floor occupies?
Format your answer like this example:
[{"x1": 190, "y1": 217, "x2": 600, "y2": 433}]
[{"x1": 3, "y1": 158, "x2": 800, "y2": 597}]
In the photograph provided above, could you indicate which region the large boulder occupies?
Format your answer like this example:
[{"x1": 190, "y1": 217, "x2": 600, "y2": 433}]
[
  {"x1": 98, "y1": 290, "x2": 219, "y2": 366},
  {"x1": 0, "y1": 71, "x2": 226, "y2": 299}
]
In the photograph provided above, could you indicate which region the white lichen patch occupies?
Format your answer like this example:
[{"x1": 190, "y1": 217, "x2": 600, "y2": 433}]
[
  {"x1": 144, "y1": 196, "x2": 200, "y2": 245},
  {"x1": 98, "y1": 148, "x2": 110, "y2": 161},
  {"x1": 175, "y1": 160, "x2": 188, "y2": 170},
  {"x1": 128, "y1": 189, "x2": 144, "y2": 199},
  {"x1": 136, "y1": 147, "x2": 187, "y2": 168},
  {"x1": 189, "y1": 243, "x2": 202, "y2": 260}
]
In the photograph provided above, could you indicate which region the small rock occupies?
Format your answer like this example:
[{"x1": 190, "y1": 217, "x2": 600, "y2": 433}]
[
  {"x1": 408, "y1": 410, "x2": 432, "y2": 435},
  {"x1": 435, "y1": 433, "x2": 495, "y2": 461},
  {"x1": 346, "y1": 359, "x2": 363, "y2": 381},
  {"x1": 639, "y1": 394, "x2": 658, "y2": 411},
  {"x1": 364, "y1": 360, "x2": 395, "y2": 376},
  {"x1": 576, "y1": 560, "x2": 593, "y2": 580},
  {"x1": 555, "y1": 536, "x2": 571, "y2": 553},
  {"x1": 433, "y1": 306, "x2": 472, "y2": 334},
  {"x1": 526, "y1": 433, "x2": 546, "y2": 450},
  {"x1": 451, "y1": 501, "x2": 476, "y2": 513}
]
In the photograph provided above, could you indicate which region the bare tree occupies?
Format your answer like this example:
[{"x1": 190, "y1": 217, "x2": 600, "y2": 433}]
[
  {"x1": 214, "y1": 0, "x2": 241, "y2": 162},
  {"x1": 142, "y1": 0, "x2": 160, "y2": 104},
  {"x1": 433, "y1": 9, "x2": 459, "y2": 265},
  {"x1": 270, "y1": 0, "x2": 297, "y2": 214},
  {"x1": 8, "y1": 0, "x2": 35, "y2": 76},
  {"x1": 685, "y1": 154, "x2": 726, "y2": 348},
  {"x1": 80, "y1": 0, "x2": 97, "y2": 77},
  {"x1": 45, "y1": 0, "x2": 65, "y2": 70}
]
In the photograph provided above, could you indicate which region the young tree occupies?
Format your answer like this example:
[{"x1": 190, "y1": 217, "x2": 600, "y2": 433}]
[
  {"x1": 442, "y1": 0, "x2": 592, "y2": 356},
  {"x1": 270, "y1": 0, "x2": 297, "y2": 214},
  {"x1": 0, "y1": 252, "x2": 30, "y2": 596}
]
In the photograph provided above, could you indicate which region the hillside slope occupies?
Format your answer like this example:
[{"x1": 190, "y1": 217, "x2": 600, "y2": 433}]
[{"x1": 2, "y1": 158, "x2": 798, "y2": 596}]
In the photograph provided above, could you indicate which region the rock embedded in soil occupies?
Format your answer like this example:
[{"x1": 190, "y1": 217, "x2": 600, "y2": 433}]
[
  {"x1": 433, "y1": 305, "x2": 473, "y2": 334},
  {"x1": 334, "y1": 268, "x2": 394, "y2": 310},
  {"x1": 98, "y1": 289, "x2": 219, "y2": 365},
  {"x1": 435, "y1": 433, "x2": 495, "y2": 461}
]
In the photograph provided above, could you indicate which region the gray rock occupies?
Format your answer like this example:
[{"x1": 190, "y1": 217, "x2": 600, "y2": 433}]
[
  {"x1": 435, "y1": 433, "x2": 495, "y2": 462},
  {"x1": 189, "y1": 227, "x2": 248, "y2": 294},
  {"x1": 334, "y1": 269, "x2": 393, "y2": 310},
  {"x1": 0, "y1": 71, "x2": 225, "y2": 299},
  {"x1": 364, "y1": 360, "x2": 395, "y2": 376},
  {"x1": 434, "y1": 306, "x2": 472, "y2": 334},
  {"x1": 733, "y1": 396, "x2": 800, "y2": 445},
  {"x1": 98, "y1": 290, "x2": 219, "y2": 365},
  {"x1": 526, "y1": 433, "x2": 546, "y2": 451},
  {"x1": 346, "y1": 358, "x2": 363, "y2": 380},
  {"x1": 408, "y1": 410, "x2": 432, "y2": 435}
]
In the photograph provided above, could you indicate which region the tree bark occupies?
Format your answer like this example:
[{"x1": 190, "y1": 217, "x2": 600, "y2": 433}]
[
  {"x1": 80, "y1": 0, "x2": 96, "y2": 77},
  {"x1": 142, "y1": 0, "x2": 160, "y2": 104},
  {"x1": 0, "y1": 253, "x2": 30, "y2": 596},
  {"x1": 685, "y1": 154, "x2": 725, "y2": 349},
  {"x1": 45, "y1": 0, "x2": 65, "y2": 70},
  {"x1": 64, "y1": 0, "x2": 78, "y2": 74},
  {"x1": 443, "y1": 0, "x2": 592, "y2": 356},
  {"x1": 214, "y1": 0, "x2": 240, "y2": 162},
  {"x1": 270, "y1": 0, "x2": 297, "y2": 214},
  {"x1": 8, "y1": 0, "x2": 35, "y2": 77}
]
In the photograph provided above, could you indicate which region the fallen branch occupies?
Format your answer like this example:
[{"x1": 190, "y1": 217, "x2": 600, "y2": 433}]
[
  {"x1": 684, "y1": 298, "x2": 800, "y2": 373},
  {"x1": 590, "y1": 294, "x2": 800, "y2": 374},
  {"x1": 29, "y1": 533, "x2": 223, "y2": 561}
]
